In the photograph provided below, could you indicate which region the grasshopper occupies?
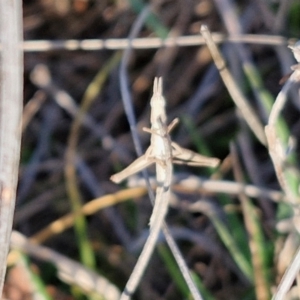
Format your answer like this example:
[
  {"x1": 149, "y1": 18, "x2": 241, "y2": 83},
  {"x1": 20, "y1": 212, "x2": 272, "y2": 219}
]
[
  {"x1": 113, "y1": 77, "x2": 219, "y2": 300},
  {"x1": 110, "y1": 78, "x2": 219, "y2": 184}
]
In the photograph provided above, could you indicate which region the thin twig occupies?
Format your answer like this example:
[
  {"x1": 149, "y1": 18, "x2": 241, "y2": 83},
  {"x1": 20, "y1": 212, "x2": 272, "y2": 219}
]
[
  {"x1": 30, "y1": 187, "x2": 147, "y2": 244},
  {"x1": 128, "y1": 175, "x2": 284, "y2": 203},
  {"x1": 20, "y1": 34, "x2": 291, "y2": 52},
  {"x1": 200, "y1": 25, "x2": 267, "y2": 145}
]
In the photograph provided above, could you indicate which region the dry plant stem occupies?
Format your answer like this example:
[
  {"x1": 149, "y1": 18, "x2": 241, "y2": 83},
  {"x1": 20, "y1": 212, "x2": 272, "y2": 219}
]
[
  {"x1": 0, "y1": 0, "x2": 23, "y2": 296},
  {"x1": 264, "y1": 125, "x2": 294, "y2": 202},
  {"x1": 10, "y1": 231, "x2": 120, "y2": 300},
  {"x1": 266, "y1": 51, "x2": 300, "y2": 299},
  {"x1": 20, "y1": 34, "x2": 291, "y2": 52},
  {"x1": 200, "y1": 25, "x2": 266, "y2": 145},
  {"x1": 171, "y1": 176, "x2": 284, "y2": 202},
  {"x1": 30, "y1": 176, "x2": 284, "y2": 244},
  {"x1": 272, "y1": 246, "x2": 300, "y2": 300},
  {"x1": 265, "y1": 63, "x2": 300, "y2": 203},
  {"x1": 30, "y1": 187, "x2": 147, "y2": 244},
  {"x1": 212, "y1": 0, "x2": 277, "y2": 126}
]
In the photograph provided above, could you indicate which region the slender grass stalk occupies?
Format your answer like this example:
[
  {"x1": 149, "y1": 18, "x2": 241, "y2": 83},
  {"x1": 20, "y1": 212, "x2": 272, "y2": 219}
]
[
  {"x1": 208, "y1": 211, "x2": 253, "y2": 282},
  {"x1": 231, "y1": 142, "x2": 271, "y2": 300},
  {"x1": 0, "y1": 0, "x2": 23, "y2": 296},
  {"x1": 272, "y1": 246, "x2": 300, "y2": 300},
  {"x1": 265, "y1": 65, "x2": 300, "y2": 202},
  {"x1": 200, "y1": 25, "x2": 266, "y2": 146},
  {"x1": 31, "y1": 187, "x2": 147, "y2": 244}
]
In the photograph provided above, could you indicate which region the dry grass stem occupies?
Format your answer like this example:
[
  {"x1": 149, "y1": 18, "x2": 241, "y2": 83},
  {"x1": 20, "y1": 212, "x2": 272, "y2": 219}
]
[
  {"x1": 0, "y1": 0, "x2": 23, "y2": 295},
  {"x1": 200, "y1": 25, "x2": 266, "y2": 145}
]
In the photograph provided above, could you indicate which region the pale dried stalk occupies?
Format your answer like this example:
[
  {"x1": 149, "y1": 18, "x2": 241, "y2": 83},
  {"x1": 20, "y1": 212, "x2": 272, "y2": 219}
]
[
  {"x1": 0, "y1": 0, "x2": 23, "y2": 296},
  {"x1": 128, "y1": 175, "x2": 284, "y2": 202},
  {"x1": 272, "y1": 246, "x2": 300, "y2": 300},
  {"x1": 10, "y1": 231, "x2": 120, "y2": 300},
  {"x1": 200, "y1": 25, "x2": 267, "y2": 145},
  {"x1": 265, "y1": 43, "x2": 300, "y2": 204},
  {"x1": 19, "y1": 34, "x2": 290, "y2": 52},
  {"x1": 269, "y1": 42, "x2": 300, "y2": 300}
]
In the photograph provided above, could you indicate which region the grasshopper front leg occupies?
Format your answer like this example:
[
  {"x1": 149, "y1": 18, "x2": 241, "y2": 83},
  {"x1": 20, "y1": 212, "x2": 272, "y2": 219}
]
[{"x1": 110, "y1": 152, "x2": 155, "y2": 184}]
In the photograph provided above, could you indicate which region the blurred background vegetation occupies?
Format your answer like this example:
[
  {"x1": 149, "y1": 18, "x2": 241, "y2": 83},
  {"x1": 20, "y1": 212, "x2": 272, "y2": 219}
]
[{"x1": 4, "y1": 0, "x2": 300, "y2": 299}]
